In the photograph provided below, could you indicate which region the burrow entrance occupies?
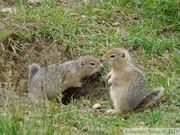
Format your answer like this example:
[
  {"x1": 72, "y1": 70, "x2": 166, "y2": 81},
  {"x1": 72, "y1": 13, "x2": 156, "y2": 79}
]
[{"x1": 0, "y1": 19, "x2": 108, "y2": 105}]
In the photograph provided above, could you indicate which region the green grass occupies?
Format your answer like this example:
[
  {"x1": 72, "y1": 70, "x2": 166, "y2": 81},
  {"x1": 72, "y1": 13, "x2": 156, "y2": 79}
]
[{"x1": 0, "y1": 0, "x2": 180, "y2": 134}]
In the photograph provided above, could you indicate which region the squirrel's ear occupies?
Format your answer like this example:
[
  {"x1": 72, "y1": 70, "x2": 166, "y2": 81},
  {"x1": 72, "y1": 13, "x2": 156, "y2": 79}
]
[
  {"x1": 80, "y1": 60, "x2": 84, "y2": 66},
  {"x1": 122, "y1": 53, "x2": 125, "y2": 58}
]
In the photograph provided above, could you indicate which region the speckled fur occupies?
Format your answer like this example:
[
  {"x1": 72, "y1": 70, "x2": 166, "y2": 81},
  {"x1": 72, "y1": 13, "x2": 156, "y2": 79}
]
[{"x1": 28, "y1": 56, "x2": 103, "y2": 99}]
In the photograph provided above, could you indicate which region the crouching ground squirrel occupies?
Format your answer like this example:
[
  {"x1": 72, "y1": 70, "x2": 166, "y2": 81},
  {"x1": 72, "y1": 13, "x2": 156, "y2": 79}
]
[
  {"x1": 28, "y1": 56, "x2": 103, "y2": 99},
  {"x1": 101, "y1": 48, "x2": 164, "y2": 114}
]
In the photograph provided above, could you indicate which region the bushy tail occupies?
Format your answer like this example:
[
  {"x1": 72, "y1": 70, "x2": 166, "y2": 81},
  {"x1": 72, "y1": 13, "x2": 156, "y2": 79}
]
[
  {"x1": 28, "y1": 64, "x2": 40, "y2": 84},
  {"x1": 135, "y1": 87, "x2": 164, "y2": 112}
]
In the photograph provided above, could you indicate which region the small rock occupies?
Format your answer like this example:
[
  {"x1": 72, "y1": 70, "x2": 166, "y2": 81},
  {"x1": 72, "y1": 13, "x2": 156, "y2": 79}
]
[
  {"x1": 81, "y1": 15, "x2": 87, "y2": 18},
  {"x1": 92, "y1": 103, "x2": 101, "y2": 109},
  {"x1": 28, "y1": 0, "x2": 41, "y2": 4},
  {"x1": 102, "y1": 20, "x2": 106, "y2": 24}
]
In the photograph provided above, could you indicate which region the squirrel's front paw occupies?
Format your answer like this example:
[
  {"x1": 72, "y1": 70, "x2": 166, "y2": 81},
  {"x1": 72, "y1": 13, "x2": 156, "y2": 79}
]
[
  {"x1": 106, "y1": 109, "x2": 118, "y2": 115},
  {"x1": 108, "y1": 79, "x2": 113, "y2": 86},
  {"x1": 106, "y1": 73, "x2": 112, "y2": 81}
]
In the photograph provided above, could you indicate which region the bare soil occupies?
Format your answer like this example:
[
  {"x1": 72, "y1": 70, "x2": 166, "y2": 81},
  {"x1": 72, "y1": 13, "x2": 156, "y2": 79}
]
[{"x1": 0, "y1": 17, "x2": 107, "y2": 107}]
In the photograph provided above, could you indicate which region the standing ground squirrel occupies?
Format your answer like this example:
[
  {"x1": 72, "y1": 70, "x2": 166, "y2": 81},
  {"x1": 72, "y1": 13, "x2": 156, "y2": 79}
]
[
  {"x1": 101, "y1": 48, "x2": 164, "y2": 114},
  {"x1": 28, "y1": 56, "x2": 103, "y2": 99}
]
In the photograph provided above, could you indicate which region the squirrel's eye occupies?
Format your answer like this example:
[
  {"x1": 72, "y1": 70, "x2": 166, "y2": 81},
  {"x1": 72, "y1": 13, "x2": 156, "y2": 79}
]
[
  {"x1": 110, "y1": 54, "x2": 116, "y2": 58},
  {"x1": 90, "y1": 62, "x2": 95, "y2": 66}
]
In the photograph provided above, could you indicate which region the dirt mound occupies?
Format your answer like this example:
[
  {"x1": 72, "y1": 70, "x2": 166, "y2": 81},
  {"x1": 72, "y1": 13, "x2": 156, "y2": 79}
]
[{"x1": 0, "y1": 19, "x2": 107, "y2": 105}]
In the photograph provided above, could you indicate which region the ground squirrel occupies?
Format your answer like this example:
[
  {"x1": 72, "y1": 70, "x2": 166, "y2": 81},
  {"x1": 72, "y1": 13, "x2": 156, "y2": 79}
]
[
  {"x1": 28, "y1": 56, "x2": 103, "y2": 99},
  {"x1": 101, "y1": 48, "x2": 164, "y2": 114}
]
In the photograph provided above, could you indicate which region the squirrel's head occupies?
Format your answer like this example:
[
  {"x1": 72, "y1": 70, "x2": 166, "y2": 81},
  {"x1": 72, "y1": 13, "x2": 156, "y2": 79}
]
[
  {"x1": 77, "y1": 56, "x2": 103, "y2": 75},
  {"x1": 101, "y1": 48, "x2": 133, "y2": 69}
]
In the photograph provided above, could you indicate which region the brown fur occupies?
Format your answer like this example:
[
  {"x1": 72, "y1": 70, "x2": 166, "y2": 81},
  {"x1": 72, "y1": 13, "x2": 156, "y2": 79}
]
[{"x1": 101, "y1": 48, "x2": 164, "y2": 114}]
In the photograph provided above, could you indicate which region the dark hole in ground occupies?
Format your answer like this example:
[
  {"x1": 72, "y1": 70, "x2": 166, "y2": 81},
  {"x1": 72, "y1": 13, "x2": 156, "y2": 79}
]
[
  {"x1": 61, "y1": 73, "x2": 108, "y2": 105},
  {"x1": 0, "y1": 18, "x2": 108, "y2": 106}
]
